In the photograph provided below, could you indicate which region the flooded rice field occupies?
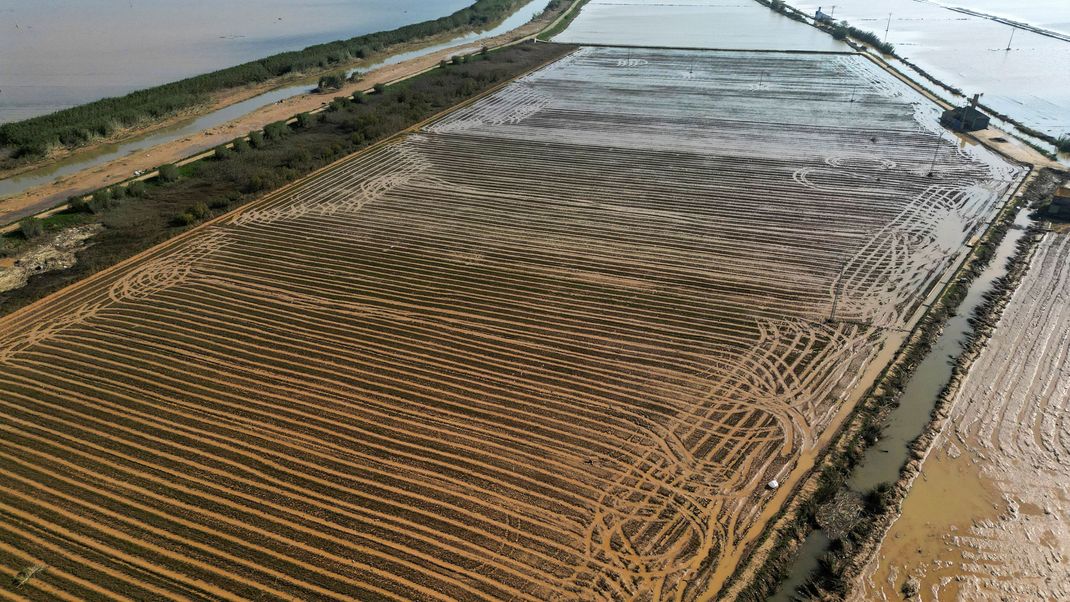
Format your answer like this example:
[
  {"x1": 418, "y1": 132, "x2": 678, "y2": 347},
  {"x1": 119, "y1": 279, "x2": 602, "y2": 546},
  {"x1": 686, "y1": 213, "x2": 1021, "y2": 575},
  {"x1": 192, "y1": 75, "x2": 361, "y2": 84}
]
[
  {"x1": 787, "y1": 0, "x2": 1070, "y2": 139},
  {"x1": 855, "y1": 232, "x2": 1070, "y2": 601},
  {"x1": 551, "y1": 0, "x2": 844, "y2": 51},
  {"x1": 0, "y1": 46, "x2": 1022, "y2": 600},
  {"x1": 0, "y1": 0, "x2": 469, "y2": 123}
]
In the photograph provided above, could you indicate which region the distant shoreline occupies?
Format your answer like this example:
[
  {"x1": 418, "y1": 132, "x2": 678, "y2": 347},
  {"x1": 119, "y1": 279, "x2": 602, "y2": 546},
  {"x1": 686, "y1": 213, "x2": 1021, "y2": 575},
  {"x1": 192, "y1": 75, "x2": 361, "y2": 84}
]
[{"x1": 0, "y1": 0, "x2": 544, "y2": 173}]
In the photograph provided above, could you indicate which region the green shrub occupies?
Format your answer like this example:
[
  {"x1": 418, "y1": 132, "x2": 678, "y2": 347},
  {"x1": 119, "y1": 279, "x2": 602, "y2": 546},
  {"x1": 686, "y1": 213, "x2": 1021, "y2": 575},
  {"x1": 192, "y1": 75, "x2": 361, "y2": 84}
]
[
  {"x1": 248, "y1": 130, "x2": 265, "y2": 148},
  {"x1": 214, "y1": 144, "x2": 234, "y2": 160},
  {"x1": 90, "y1": 189, "x2": 118, "y2": 212},
  {"x1": 126, "y1": 180, "x2": 147, "y2": 197},
  {"x1": 327, "y1": 97, "x2": 350, "y2": 112},
  {"x1": 863, "y1": 482, "x2": 895, "y2": 515},
  {"x1": 233, "y1": 137, "x2": 251, "y2": 153},
  {"x1": 173, "y1": 211, "x2": 196, "y2": 226},
  {"x1": 317, "y1": 72, "x2": 345, "y2": 91},
  {"x1": 296, "y1": 112, "x2": 315, "y2": 128},
  {"x1": 18, "y1": 217, "x2": 44, "y2": 239},
  {"x1": 92, "y1": 188, "x2": 113, "y2": 203},
  {"x1": 264, "y1": 121, "x2": 291, "y2": 141},
  {"x1": 158, "y1": 163, "x2": 180, "y2": 183},
  {"x1": 189, "y1": 201, "x2": 211, "y2": 219},
  {"x1": 1057, "y1": 136, "x2": 1070, "y2": 153},
  {"x1": 68, "y1": 196, "x2": 91, "y2": 213},
  {"x1": 373, "y1": 83, "x2": 387, "y2": 94}
]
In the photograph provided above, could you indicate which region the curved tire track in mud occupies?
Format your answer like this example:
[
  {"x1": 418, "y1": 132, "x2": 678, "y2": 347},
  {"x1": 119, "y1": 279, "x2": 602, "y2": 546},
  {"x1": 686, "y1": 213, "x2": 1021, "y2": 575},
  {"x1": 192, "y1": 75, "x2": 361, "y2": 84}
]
[{"x1": 0, "y1": 48, "x2": 1020, "y2": 601}]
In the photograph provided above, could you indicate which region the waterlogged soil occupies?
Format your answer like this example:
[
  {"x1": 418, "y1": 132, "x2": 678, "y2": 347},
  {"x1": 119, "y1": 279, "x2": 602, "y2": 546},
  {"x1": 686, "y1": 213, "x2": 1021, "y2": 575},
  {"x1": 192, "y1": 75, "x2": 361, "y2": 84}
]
[
  {"x1": 931, "y1": 0, "x2": 1070, "y2": 37},
  {"x1": 0, "y1": 47, "x2": 1023, "y2": 601},
  {"x1": 856, "y1": 233, "x2": 1070, "y2": 601},
  {"x1": 787, "y1": 0, "x2": 1070, "y2": 138},
  {"x1": 552, "y1": 0, "x2": 845, "y2": 50}
]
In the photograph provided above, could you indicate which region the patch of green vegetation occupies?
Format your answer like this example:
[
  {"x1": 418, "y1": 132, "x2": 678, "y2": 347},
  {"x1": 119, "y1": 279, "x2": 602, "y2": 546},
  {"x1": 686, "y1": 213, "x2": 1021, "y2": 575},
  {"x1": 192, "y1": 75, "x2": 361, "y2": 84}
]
[
  {"x1": 316, "y1": 72, "x2": 347, "y2": 92},
  {"x1": 18, "y1": 217, "x2": 43, "y2": 240},
  {"x1": 830, "y1": 21, "x2": 895, "y2": 54}
]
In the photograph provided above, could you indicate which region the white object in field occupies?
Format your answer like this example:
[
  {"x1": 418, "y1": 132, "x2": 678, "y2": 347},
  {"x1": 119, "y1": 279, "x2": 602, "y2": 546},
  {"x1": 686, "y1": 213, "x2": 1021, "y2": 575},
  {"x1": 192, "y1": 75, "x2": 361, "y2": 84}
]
[{"x1": 768, "y1": 479, "x2": 779, "y2": 490}]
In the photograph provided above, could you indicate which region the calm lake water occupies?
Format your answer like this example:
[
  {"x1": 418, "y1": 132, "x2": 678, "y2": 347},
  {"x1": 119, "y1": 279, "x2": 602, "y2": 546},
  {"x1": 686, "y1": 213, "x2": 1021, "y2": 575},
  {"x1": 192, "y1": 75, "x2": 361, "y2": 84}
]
[
  {"x1": 789, "y1": 0, "x2": 1070, "y2": 139},
  {"x1": 0, "y1": 0, "x2": 552, "y2": 215},
  {"x1": 0, "y1": 0, "x2": 471, "y2": 123},
  {"x1": 553, "y1": 0, "x2": 844, "y2": 51}
]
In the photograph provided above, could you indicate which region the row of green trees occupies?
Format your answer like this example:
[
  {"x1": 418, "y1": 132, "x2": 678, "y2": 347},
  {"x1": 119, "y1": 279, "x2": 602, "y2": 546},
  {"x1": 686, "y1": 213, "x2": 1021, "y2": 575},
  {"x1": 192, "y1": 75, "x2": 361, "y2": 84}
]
[
  {"x1": 0, "y1": 0, "x2": 533, "y2": 161},
  {"x1": 829, "y1": 22, "x2": 895, "y2": 55}
]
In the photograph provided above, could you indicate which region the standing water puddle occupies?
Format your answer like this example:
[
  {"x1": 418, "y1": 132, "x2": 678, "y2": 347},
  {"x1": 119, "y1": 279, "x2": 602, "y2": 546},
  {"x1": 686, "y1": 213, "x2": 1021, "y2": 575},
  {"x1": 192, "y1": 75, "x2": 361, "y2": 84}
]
[{"x1": 769, "y1": 207, "x2": 1034, "y2": 601}]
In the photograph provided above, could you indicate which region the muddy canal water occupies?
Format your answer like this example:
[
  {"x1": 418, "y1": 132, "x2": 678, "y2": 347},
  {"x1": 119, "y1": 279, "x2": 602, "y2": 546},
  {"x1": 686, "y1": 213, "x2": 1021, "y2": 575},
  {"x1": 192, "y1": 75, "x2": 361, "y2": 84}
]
[
  {"x1": 787, "y1": 0, "x2": 1070, "y2": 140},
  {"x1": 770, "y1": 207, "x2": 1034, "y2": 601}
]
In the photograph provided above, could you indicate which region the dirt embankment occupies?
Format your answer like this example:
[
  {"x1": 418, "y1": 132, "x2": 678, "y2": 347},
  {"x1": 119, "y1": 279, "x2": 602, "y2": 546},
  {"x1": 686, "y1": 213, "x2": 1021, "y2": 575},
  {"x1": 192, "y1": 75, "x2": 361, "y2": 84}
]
[
  {"x1": 0, "y1": 1, "x2": 578, "y2": 227},
  {"x1": 851, "y1": 170, "x2": 1070, "y2": 601}
]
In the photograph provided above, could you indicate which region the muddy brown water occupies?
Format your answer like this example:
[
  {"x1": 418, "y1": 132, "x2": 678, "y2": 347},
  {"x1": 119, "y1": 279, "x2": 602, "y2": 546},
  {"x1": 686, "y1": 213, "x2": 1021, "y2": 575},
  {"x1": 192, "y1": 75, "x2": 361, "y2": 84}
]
[{"x1": 769, "y1": 207, "x2": 1034, "y2": 601}]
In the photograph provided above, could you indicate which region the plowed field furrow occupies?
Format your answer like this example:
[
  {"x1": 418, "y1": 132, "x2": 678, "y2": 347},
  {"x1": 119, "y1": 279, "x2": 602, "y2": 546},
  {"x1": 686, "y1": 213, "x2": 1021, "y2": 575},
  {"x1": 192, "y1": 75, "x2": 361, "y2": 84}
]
[
  {"x1": 0, "y1": 48, "x2": 1020, "y2": 600},
  {"x1": 217, "y1": 210, "x2": 844, "y2": 313}
]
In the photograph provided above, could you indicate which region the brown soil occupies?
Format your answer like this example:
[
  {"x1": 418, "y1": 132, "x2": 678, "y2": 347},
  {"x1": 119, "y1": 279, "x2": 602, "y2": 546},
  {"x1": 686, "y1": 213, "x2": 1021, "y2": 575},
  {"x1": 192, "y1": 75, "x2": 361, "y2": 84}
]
[{"x1": 0, "y1": 49, "x2": 1023, "y2": 601}]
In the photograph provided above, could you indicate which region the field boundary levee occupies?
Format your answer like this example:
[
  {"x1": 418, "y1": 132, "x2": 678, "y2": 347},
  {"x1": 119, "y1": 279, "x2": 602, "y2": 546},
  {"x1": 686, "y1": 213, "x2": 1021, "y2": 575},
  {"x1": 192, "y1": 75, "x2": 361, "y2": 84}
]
[
  {"x1": 568, "y1": 42, "x2": 856, "y2": 55},
  {"x1": 718, "y1": 162, "x2": 1036, "y2": 600}
]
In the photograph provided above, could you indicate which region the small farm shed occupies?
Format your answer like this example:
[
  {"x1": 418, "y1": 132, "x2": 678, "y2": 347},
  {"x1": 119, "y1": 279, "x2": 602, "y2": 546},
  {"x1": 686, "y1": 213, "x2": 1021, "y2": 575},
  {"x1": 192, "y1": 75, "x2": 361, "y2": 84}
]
[
  {"x1": 815, "y1": 7, "x2": 835, "y2": 24},
  {"x1": 941, "y1": 94, "x2": 990, "y2": 132}
]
